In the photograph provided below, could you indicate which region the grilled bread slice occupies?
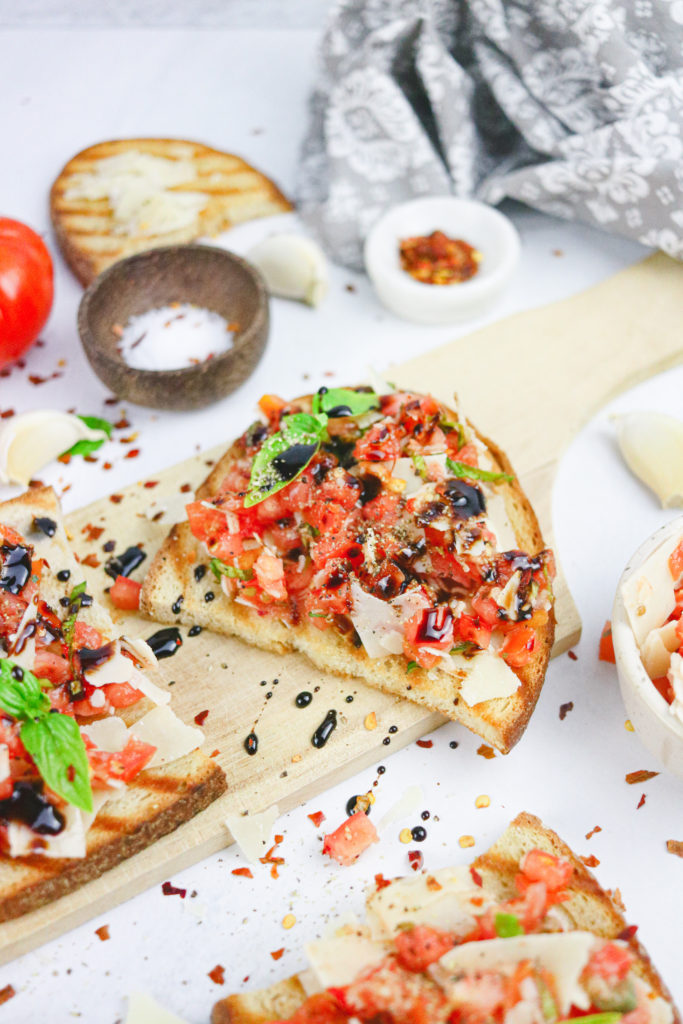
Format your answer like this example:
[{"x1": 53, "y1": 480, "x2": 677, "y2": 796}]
[
  {"x1": 50, "y1": 137, "x2": 293, "y2": 286},
  {"x1": 140, "y1": 391, "x2": 555, "y2": 753},
  {"x1": 0, "y1": 487, "x2": 226, "y2": 922},
  {"x1": 212, "y1": 812, "x2": 679, "y2": 1024}
]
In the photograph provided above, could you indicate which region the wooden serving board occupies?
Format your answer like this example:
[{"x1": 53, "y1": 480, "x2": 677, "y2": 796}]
[{"x1": 1, "y1": 252, "x2": 681, "y2": 964}]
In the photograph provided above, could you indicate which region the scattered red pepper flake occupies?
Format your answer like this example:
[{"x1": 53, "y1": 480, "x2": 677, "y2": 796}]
[
  {"x1": 308, "y1": 811, "x2": 325, "y2": 827},
  {"x1": 210, "y1": 748, "x2": 220, "y2": 757},
  {"x1": 666, "y1": 840, "x2": 683, "y2": 857},
  {"x1": 82, "y1": 524, "x2": 104, "y2": 541},
  {"x1": 408, "y1": 850, "x2": 423, "y2": 871},
  {"x1": 231, "y1": 867, "x2": 253, "y2": 878},
  {"x1": 125, "y1": 448, "x2": 140, "y2": 459},
  {"x1": 477, "y1": 744, "x2": 496, "y2": 759},
  {"x1": 599, "y1": 621, "x2": 616, "y2": 663},
  {"x1": 470, "y1": 867, "x2": 483, "y2": 887},
  {"x1": 29, "y1": 371, "x2": 63, "y2": 385},
  {"x1": 568, "y1": 650, "x2": 578, "y2": 661},
  {"x1": 637, "y1": 793, "x2": 646, "y2": 809},
  {"x1": 194, "y1": 709, "x2": 209, "y2": 726},
  {"x1": 161, "y1": 881, "x2": 186, "y2": 897},
  {"x1": 0, "y1": 985, "x2": 15, "y2": 1005},
  {"x1": 28, "y1": 478, "x2": 45, "y2": 488},
  {"x1": 81, "y1": 553, "x2": 101, "y2": 568},
  {"x1": 270, "y1": 948, "x2": 285, "y2": 961},
  {"x1": 102, "y1": 461, "x2": 113, "y2": 470},
  {"x1": 104, "y1": 396, "x2": 119, "y2": 405},
  {"x1": 0, "y1": 409, "x2": 14, "y2": 419},
  {"x1": 180, "y1": 483, "x2": 192, "y2": 493},
  {"x1": 580, "y1": 854, "x2": 600, "y2": 868},
  {"x1": 374, "y1": 873, "x2": 392, "y2": 891},
  {"x1": 109, "y1": 494, "x2": 123, "y2": 504},
  {"x1": 625, "y1": 770, "x2": 659, "y2": 785},
  {"x1": 114, "y1": 417, "x2": 131, "y2": 429},
  {"x1": 585, "y1": 825, "x2": 602, "y2": 840},
  {"x1": 617, "y1": 924, "x2": 638, "y2": 941},
  {"x1": 119, "y1": 433, "x2": 138, "y2": 444},
  {"x1": 83, "y1": 455, "x2": 98, "y2": 463},
  {"x1": 559, "y1": 701, "x2": 574, "y2": 720},
  {"x1": 260, "y1": 834, "x2": 285, "y2": 878},
  {"x1": 143, "y1": 480, "x2": 159, "y2": 489},
  {"x1": 58, "y1": 453, "x2": 71, "y2": 465},
  {"x1": 95, "y1": 924, "x2": 110, "y2": 941},
  {"x1": 416, "y1": 739, "x2": 433, "y2": 748},
  {"x1": 208, "y1": 965, "x2": 225, "y2": 985},
  {"x1": 426, "y1": 875, "x2": 443, "y2": 892}
]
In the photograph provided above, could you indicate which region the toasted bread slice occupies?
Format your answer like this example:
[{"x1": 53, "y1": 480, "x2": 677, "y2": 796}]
[
  {"x1": 140, "y1": 394, "x2": 555, "y2": 753},
  {"x1": 0, "y1": 487, "x2": 227, "y2": 922},
  {"x1": 50, "y1": 137, "x2": 293, "y2": 286},
  {"x1": 212, "y1": 812, "x2": 679, "y2": 1024}
]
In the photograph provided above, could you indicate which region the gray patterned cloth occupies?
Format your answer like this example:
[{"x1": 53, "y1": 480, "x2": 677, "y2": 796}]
[{"x1": 297, "y1": 0, "x2": 683, "y2": 268}]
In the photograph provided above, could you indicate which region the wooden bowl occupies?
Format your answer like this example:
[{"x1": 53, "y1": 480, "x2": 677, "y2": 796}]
[{"x1": 77, "y1": 244, "x2": 269, "y2": 410}]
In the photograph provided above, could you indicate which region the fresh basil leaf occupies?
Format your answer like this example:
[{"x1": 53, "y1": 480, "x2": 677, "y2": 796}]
[
  {"x1": 21, "y1": 714, "x2": 93, "y2": 814},
  {"x1": 0, "y1": 660, "x2": 50, "y2": 720},
  {"x1": 79, "y1": 415, "x2": 113, "y2": 438},
  {"x1": 406, "y1": 661, "x2": 419, "y2": 674},
  {"x1": 313, "y1": 388, "x2": 379, "y2": 417},
  {"x1": 411, "y1": 454, "x2": 428, "y2": 480},
  {"x1": 244, "y1": 415, "x2": 326, "y2": 508},
  {"x1": 210, "y1": 557, "x2": 253, "y2": 582},
  {"x1": 440, "y1": 420, "x2": 466, "y2": 448},
  {"x1": 494, "y1": 911, "x2": 524, "y2": 938},
  {"x1": 446, "y1": 457, "x2": 513, "y2": 484}
]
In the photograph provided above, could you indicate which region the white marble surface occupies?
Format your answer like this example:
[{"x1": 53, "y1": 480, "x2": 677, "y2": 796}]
[
  {"x1": 0, "y1": 25, "x2": 682, "y2": 1024},
  {"x1": 0, "y1": 0, "x2": 334, "y2": 28}
]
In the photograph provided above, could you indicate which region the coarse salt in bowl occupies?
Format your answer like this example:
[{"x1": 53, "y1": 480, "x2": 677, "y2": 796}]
[
  {"x1": 363, "y1": 196, "x2": 521, "y2": 325},
  {"x1": 612, "y1": 515, "x2": 683, "y2": 778}
]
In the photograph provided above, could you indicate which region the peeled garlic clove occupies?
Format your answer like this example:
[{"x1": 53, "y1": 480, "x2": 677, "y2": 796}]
[
  {"x1": 612, "y1": 411, "x2": 683, "y2": 508},
  {"x1": 0, "y1": 411, "x2": 109, "y2": 487},
  {"x1": 247, "y1": 233, "x2": 328, "y2": 306}
]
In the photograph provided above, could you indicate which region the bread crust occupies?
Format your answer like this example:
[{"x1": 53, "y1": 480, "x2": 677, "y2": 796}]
[
  {"x1": 50, "y1": 137, "x2": 293, "y2": 286},
  {"x1": 212, "y1": 813, "x2": 680, "y2": 1024},
  {"x1": 0, "y1": 487, "x2": 227, "y2": 922},
  {"x1": 141, "y1": 394, "x2": 555, "y2": 753}
]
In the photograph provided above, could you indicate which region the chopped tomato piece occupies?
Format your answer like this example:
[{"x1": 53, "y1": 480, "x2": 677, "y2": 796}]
[
  {"x1": 585, "y1": 941, "x2": 633, "y2": 983},
  {"x1": 0, "y1": 778, "x2": 12, "y2": 801},
  {"x1": 254, "y1": 549, "x2": 287, "y2": 601},
  {"x1": 519, "y1": 848, "x2": 573, "y2": 891},
  {"x1": 102, "y1": 682, "x2": 145, "y2": 708},
  {"x1": 0, "y1": 590, "x2": 27, "y2": 640},
  {"x1": 322, "y1": 811, "x2": 378, "y2": 866},
  {"x1": 258, "y1": 393, "x2": 287, "y2": 423},
  {"x1": 271, "y1": 992, "x2": 348, "y2": 1024},
  {"x1": 457, "y1": 613, "x2": 492, "y2": 650},
  {"x1": 86, "y1": 736, "x2": 156, "y2": 785},
  {"x1": 109, "y1": 575, "x2": 142, "y2": 611},
  {"x1": 33, "y1": 649, "x2": 71, "y2": 686},
  {"x1": 471, "y1": 591, "x2": 500, "y2": 626},
  {"x1": 500, "y1": 623, "x2": 535, "y2": 668},
  {"x1": 73, "y1": 620, "x2": 106, "y2": 649},
  {"x1": 599, "y1": 620, "x2": 615, "y2": 664},
  {"x1": 353, "y1": 422, "x2": 403, "y2": 463},
  {"x1": 186, "y1": 502, "x2": 229, "y2": 547},
  {"x1": 394, "y1": 924, "x2": 455, "y2": 973},
  {"x1": 361, "y1": 489, "x2": 401, "y2": 525}
]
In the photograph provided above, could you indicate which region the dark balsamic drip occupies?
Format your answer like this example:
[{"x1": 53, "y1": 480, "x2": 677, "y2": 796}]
[
  {"x1": 32, "y1": 516, "x2": 57, "y2": 538},
  {"x1": 77, "y1": 642, "x2": 117, "y2": 671},
  {"x1": 0, "y1": 781, "x2": 65, "y2": 835},
  {"x1": 326, "y1": 569, "x2": 347, "y2": 590},
  {"x1": 146, "y1": 627, "x2": 183, "y2": 659},
  {"x1": 11, "y1": 665, "x2": 24, "y2": 680},
  {"x1": 295, "y1": 691, "x2": 313, "y2": 708},
  {"x1": 443, "y1": 479, "x2": 486, "y2": 519},
  {"x1": 383, "y1": 737, "x2": 391, "y2": 745},
  {"x1": 0, "y1": 544, "x2": 32, "y2": 595},
  {"x1": 59, "y1": 596, "x2": 71, "y2": 607},
  {"x1": 194, "y1": 564, "x2": 207, "y2": 582},
  {"x1": 204, "y1": 591, "x2": 215, "y2": 602},
  {"x1": 369, "y1": 562, "x2": 409, "y2": 600},
  {"x1": 449, "y1": 741, "x2": 458, "y2": 749},
  {"x1": 13, "y1": 620, "x2": 36, "y2": 654},
  {"x1": 415, "y1": 500, "x2": 447, "y2": 525},
  {"x1": 284, "y1": 547, "x2": 305, "y2": 562},
  {"x1": 104, "y1": 545, "x2": 147, "y2": 580},
  {"x1": 171, "y1": 594, "x2": 183, "y2": 615},
  {"x1": 244, "y1": 732, "x2": 258, "y2": 755},
  {"x1": 388, "y1": 725, "x2": 398, "y2": 734},
  {"x1": 56, "y1": 569, "x2": 71, "y2": 582},
  {"x1": 417, "y1": 608, "x2": 453, "y2": 643},
  {"x1": 245, "y1": 420, "x2": 268, "y2": 449},
  {"x1": 322, "y1": 437, "x2": 357, "y2": 469},
  {"x1": 188, "y1": 625, "x2": 202, "y2": 637},
  {"x1": 377, "y1": 765, "x2": 386, "y2": 774},
  {"x1": 311, "y1": 709, "x2": 337, "y2": 749},
  {"x1": 103, "y1": 539, "x2": 116, "y2": 553},
  {"x1": 325, "y1": 404, "x2": 353, "y2": 418},
  {"x1": 41, "y1": 619, "x2": 62, "y2": 643},
  {"x1": 351, "y1": 629, "x2": 363, "y2": 649},
  {"x1": 359, "y1": 474, "x2": 382, "y2": 506},
  {"x1": 271, "y1": 444, "x2": 318, "y2": 482},
  {"x1": 411, "y1": 826, "x2": 427, "y2": 842},
  {"x1": 503, "y1": 550, "x2": 543, "y2": 573},
  {"x1": 396, "y1": 536, "x2": 426, "y2": 566},
  {"x1": 317, "y1": 386, "x2": 328, "y2": 396},
  {"x1": 311, "y1": 454, "x2": 335, "y2": 485},
  {"x1": 80, "y1": 593, "x2": 93, "y2": 608},
  {"x1": 346, "y1": 794, "x2": 369, "y2": 816}
]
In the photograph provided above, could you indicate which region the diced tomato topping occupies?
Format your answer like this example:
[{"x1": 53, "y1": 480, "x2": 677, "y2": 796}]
[
  {"x1": 270, "y1": 992, "x2": 348, "y2": 1024},
  {"x1": 254, "y1": 549, "x2": 287, "y2": 601},
  {"x1": 73, "y1": 620, "x2": 106, "y2": 649},
  {"x1": 86, "y1": 736, "x2": 156, "y2": 785},
  {"x1": 322, "y1": 811, "x2": 379, "y2": 866},
  {"x1": 0, "y1": 778, "x2": 13, "y2": 801},
  {"x1": 585, "y1": 942, "x2": 633, "y2": 983},
  {"x1": 599, "y1": 621, "x2": 616, "y2": 664},
  {"x1": 456, "y1": 614, "x2": 492, "y2": 650},
  {"x1": 394, "y1": 925, "x2": 455, "y2": 973},
  {"x1": 0, "y1": 590, "x2": 27, "y2": 640},
  {"x1": 186, "y1": 502, "x2": 229, "y2": 547},
  {"x1": 500, "y1": 623, "x2": 535, "y2": 668},
  {"x1": 471, "y1": 591, "x2": 500, "y2": 627},
  {"x1": 33, "y1": 649, "x2": 71, "y2": 686},
  {"x1": 518, "y1": 849, "x2": 573, "y2": 891},
  {"x1": 353, "y1": 422, "x2": 403, "y2": 463},
  {"x1": 109, "y1": 575, "x2": 142, "y2": 611},
  {"x1": 102, "y1": 682, "x2": 145, "y2": 708}
]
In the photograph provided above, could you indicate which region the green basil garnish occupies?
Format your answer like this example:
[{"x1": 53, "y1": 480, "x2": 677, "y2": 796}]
[
  {"x1": 494, "y1": 911, "x2": 524, "y2": 937},
  {"x1": 406, "y1": 661, "x2": 419, "y2": 674},
  {"x1": 0, "y1": 659, "x2": 93, "y2": 813},
  {"x1": 559, "y1": 1016, "x2": 622, "y2": 1024},
  {"x1": 411, "y1": 454, "x2": 428, "y2": 480},
  {"x1": 446, "y1": 457, "x2": 513, "y2": 484},
  {"x1": 244, "y1": 412, "x2": 328, "y2": 508},
  {"x1": 312, "y1": 388, "x2": 379, "y2": 417},
  {"x1": 62, "y1": 415, "x2": 113, "y2": 458},
  {"x1": 210, "y1": 557, "x2": 253, "y2": 582}
]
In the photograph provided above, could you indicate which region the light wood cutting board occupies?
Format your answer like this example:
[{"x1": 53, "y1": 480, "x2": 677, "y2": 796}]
[{"x1": 0, "y1": 252, "x2": 681, "y2": 964}]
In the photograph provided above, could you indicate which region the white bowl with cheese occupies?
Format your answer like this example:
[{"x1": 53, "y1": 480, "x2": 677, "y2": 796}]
[
  {"x1": 612, "y1": 516, "x2": 683, "y2": 777},
  {"x1": 363, "y1": 196, "x2": 520, "y2": 325}
]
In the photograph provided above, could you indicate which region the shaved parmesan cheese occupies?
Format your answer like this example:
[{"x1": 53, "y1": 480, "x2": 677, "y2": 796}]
[
  {"x1": 350, "y1": 581, "x2": 426, "y2": 659},
  {"x1": 80, "y1": 642, "x2": 131, "y2": 687},
  {"x1": 305, "y1": 935, "x2": 388, "y2": 990},
  {"x1": 130, "y1": 706, "x2": 203, "y2": 766},
  {"x1": 484, "y1": 491, "x2": 517, "y2": 551},
  {"x1": 8, "y1": 803, "x2": 87, "y2": 859},
  {"x1": 0, "y1": 744, "x2": 9, "y2": 783},
  {"x1": 125, "y1": 991, "x2": 188, "y2": 1024},
  {"x1": 128, "y1": 666, "x2": 171, "y2": 706},
  {"x1": 433, "y1": 932, "x2": 596, "y2": 1014},
  {"x1": 366, "y1": 865, "x2": 491, "y2": 941},
  {"x1": 641, "y1": 620, "x2": 679, "y2": 679},
  {"x1": 82, "y1": 716, "x2": 129, "y2": 753},
  {"x1": 377, "y1": 785, "x2": 423, "y2": 831},
  {"x1": 621, "y1": 533, "x2": 679, "y2": 646},
  {"x1": 225, "y1": 804, "x2": 280, "y2": 864},
  {"x1": 452, "y1": 650, "x2": 520, "y2": 707},
  {"x1": 120, "y1": 635, "x2": 158, "y2": 671},
  {"x1": 391, "y1": 455, "x2": 448, "y2": 495}
]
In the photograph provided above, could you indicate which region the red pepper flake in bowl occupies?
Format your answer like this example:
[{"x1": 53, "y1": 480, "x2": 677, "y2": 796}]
[{"x1": 399, "y1": 231, "x2": 481, "y2": 285}]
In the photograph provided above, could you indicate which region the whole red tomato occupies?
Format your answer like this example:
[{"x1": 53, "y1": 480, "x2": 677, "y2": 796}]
[{"x1": 0, "y1": 218, "x2": 54, "y2": 367}]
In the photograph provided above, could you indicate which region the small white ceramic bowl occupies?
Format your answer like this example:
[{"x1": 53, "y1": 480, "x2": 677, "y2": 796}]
[
  {"x1": 612, "y1": 516, "x2": 683, "y2": 778},
  {"x1": 363, "y1": 196, "x2": 520, "y2": 325}
]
